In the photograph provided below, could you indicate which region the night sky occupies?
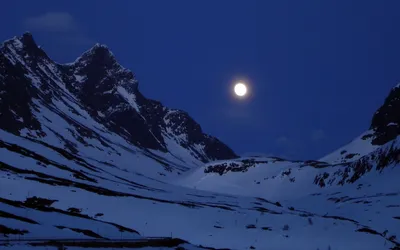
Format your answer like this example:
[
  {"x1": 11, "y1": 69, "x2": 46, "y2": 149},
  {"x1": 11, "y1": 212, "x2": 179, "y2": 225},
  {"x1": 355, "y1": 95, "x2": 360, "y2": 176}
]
[{"x1": 2, "y1": 1, "x2": 400, "y2": 160}]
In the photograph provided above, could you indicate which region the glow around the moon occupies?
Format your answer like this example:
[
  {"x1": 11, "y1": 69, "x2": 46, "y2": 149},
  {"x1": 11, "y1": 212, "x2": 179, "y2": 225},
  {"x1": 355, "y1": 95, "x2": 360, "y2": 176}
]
[{"x1": 234, "y1": 82, "x2": 247, "y2": 97}]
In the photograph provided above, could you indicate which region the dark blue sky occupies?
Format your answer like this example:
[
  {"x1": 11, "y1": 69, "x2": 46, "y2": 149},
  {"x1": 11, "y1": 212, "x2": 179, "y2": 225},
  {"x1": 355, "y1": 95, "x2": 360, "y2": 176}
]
[{"x1": 2, "y1": 1, "x2": 400, "y2": 160}]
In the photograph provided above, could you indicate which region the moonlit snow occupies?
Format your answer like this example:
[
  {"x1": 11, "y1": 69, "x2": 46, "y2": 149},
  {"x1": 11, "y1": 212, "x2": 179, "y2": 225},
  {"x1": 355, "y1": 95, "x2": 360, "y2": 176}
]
[{"x1": 0, "y1": 33, "x2": 399, "y2": 250}]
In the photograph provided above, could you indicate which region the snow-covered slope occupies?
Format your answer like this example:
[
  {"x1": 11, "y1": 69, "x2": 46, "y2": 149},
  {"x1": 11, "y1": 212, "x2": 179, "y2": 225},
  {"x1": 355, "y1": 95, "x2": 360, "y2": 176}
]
[
  {"x1": 1, "y1": 33, "x2": 400, "y2": 250},
  {"x1": 177, "y1": 83, "x2": 400, "y2": 249},
  {"x1": 0, "y1": 33, "x2": 237, "y2": 177},
  {"x1": 2, "y1": 130, "x2": 399, "y2": 250},
  {"x1": 319, "y1": 83, "x2": 400, "y2": 165},
  {"x1": 318, "y1": 130, "x2": 378, "y2": 164}
]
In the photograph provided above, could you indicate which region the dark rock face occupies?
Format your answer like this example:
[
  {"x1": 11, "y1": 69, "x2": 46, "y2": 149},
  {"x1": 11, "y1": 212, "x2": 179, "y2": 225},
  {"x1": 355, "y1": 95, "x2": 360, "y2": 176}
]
[
  {"x1": 0, "y1": 34, "x2": 43, "y2": 136},
  {"x1": 370, "y1": 84, "x2": 400, "y2": 145},
  {"x1": 0, "y1": 33, "x2": 237, "y2": 162},
  {"x1": 314, "y1": 140, "x2": 400, "y2": 187},
  {"x1": 205, "y1": 159, "x2": 269, "y2": 175}
]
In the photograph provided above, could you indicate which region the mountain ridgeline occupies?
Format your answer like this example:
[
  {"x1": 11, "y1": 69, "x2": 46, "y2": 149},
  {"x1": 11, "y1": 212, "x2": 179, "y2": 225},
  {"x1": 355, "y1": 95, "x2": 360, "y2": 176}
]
[{"x1": 0, "y1": 33, "x2": 237, "y2": 163}]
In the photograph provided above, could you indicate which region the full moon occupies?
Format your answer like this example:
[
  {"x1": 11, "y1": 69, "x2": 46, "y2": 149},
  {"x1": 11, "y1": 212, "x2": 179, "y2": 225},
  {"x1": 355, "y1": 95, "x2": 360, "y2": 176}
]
[{"x1": 234, "y1": 83, "x2": 247, "y2": 97}]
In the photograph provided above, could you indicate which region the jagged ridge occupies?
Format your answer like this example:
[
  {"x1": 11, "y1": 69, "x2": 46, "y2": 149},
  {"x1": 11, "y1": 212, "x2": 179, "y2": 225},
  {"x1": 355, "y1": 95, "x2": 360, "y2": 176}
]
[{"x1": 0, "y1": 33, "x2": 237, "y2": 164}]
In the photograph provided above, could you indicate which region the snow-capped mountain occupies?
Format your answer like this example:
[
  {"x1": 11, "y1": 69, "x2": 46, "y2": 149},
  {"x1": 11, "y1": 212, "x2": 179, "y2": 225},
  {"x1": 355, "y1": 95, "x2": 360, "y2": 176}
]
[
  {"x1": 1, "y1": 33, "x2": 399, "y2": 250},
  {"x1": 0, "y1": 33, "x2": 237, "y2": 173}
]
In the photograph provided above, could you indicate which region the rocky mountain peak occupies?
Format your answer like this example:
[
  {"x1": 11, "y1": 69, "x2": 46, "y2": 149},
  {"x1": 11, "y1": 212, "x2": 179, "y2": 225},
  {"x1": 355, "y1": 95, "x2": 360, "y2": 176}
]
[
  {"x1": 76, "y1": 43, "x2": 116, "y2": 67},
  {"x1": 20, "y1": 32, "x2": 36, "y2": 47},
  {"x1": 61, "y1": 42, "x2": 138, "y2": 101},
  {"x1": 370, "y1": 83, "x2": 400, "y2": 145},
  {"x1": 1, "y1": 32, "x2": 48, "y2": 61}
]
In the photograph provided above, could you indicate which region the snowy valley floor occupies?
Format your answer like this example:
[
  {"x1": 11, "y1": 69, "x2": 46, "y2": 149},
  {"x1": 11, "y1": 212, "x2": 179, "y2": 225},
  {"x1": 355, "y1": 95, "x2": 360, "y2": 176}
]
[{"x1": 1, "y1": 130, "x2": 400, "y2": 250}]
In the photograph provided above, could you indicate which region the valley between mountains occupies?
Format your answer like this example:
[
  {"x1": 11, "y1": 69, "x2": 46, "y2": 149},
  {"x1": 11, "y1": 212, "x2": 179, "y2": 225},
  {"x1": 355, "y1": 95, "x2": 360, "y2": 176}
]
[{"x1": 0, "y1": 33, "x2": 399, "y2": 250}]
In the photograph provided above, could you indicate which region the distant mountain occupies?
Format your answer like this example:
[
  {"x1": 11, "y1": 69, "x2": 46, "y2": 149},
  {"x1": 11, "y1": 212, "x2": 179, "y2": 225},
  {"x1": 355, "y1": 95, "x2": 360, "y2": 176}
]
[{"x1": 0, "y1": 32, "x2": 237, "y2": 170}]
